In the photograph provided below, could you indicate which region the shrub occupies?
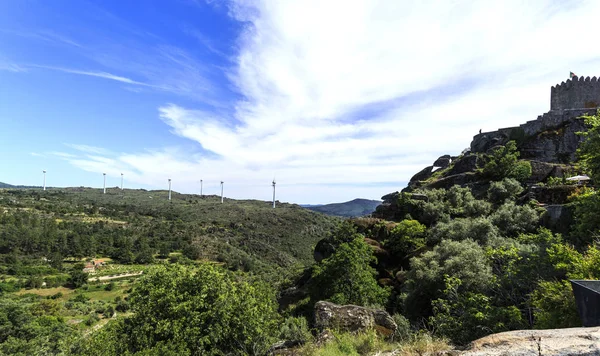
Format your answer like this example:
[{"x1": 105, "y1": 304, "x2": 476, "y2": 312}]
[
  {"x1": 428, "y1": 217, "x2": 499, "y2": 245},
  {"x1": 488, "y1": 178, "x2": 524, "y2": 204},
  {"x1": 490, "y1": 201, "x2": 539, "y2": 237},
  {"x1": 510, "y1": 160, "x2": 532, "y2": 182},
  {"x1": 530, "y1": 280, "x2": 580, "y2": 329},
  {"x1": 429, "y1": 276, "x2": 525, "y2": 345},
  {"x1": 392, "y1": 314, "x2": 412, "y2": 341},
  {"x1": 84, "y1": 313, "x2": 100, "y2": 326},
  {"x1": 279, "y1": 316, "x2": 313, "y2": 343},
  {"x1": 384, "y1": 219, "x2": 426, "y2": 260},
  {"x1": 479, "y1": 141, "x2": 520, "y2": 180},
  {"x1": 311, "y1": 238, "x2": 390, "y2": 307},
  {"x1": 405, "y1": 239, "x2": 493, "y2": 319},
  {"x1": 82, "y1": 264, "x2": 281, "y2": 355}
]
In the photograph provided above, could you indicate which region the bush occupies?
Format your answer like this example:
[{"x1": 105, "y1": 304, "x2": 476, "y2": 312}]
[
  {"x1": 311, "y1": 238, "x2": 390, "y2": 307},
  {"x1": 71, "y1": 293, "x2": 89, "y2": 303},
  {"x1": 384, "y1": 219, "x2": 426, "y2": 260},
  {"x1": 84, "y1": 313, "x2": 100, "y2": 326},
  {"x1": 81, "y1": 264, "x2": 281, "y2": 355},
  {"x1": 68, "y1": 265, "x2": 88, "y2": 289},
  {"x1": 405, "y1": 239, "x2": 493, "y2": 320},
  {"x1": 392, "y1": 314, "x2": 412, "y2": 341},
  {"x1": 104, "y1": 282, "x2": 115, "y2": 291},
  {"x1": 488, "y1": 178, "x2": 524, "y2": 204},
  {"x1": 25, "y1": 276, "x2": 44, "y2": 289},
  {"x1": 490, "y1": 201, "x2": 539, "y2": 237},
  {"x1": 510, "y1": 160, "x2": 532, "y2": 182},
  {"x1": 530, "y1": 280, "x2": 580, "y2": 329},
  {"x1": 429, "y1": 276, "x2": 525, "y2": 345},
  {"x1": 279, "y1": 316, "x2": 313, "y2": 343},
  {"x1": 105, "y1": 305, "x2": 115, "y2": 317},
  {"x1": 428, "y1": 217, "x2": 498, "y2": 245},
  {"x1": 479, "y1": 141, "x2": 520, "y2": 180}
]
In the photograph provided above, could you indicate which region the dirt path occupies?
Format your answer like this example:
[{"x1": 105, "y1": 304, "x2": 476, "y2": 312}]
[{"x1": 93, "y1": 271, "x2": 143, "y2": 281}]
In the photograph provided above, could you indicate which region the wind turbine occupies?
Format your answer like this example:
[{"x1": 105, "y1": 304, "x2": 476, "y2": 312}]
[
  {"x1": 272, "y1": 179, "x2": 276, "y2": 208},
  {"x1": 200, "y1": 179, "x2": 203, "y2": 197},
  {"x1": 168, "y1": 179, "x2": 172, "y2": 201},
  {"x1": 120, "y1": 173, "x2": 124, "y2": 190},
  {"x1": 220, "y1": 181, "x2": 224, "y2": 203},
  {"x1": 42, "y1": 170, "x2": 46, "y2": 191},
  {"x1": 103, "y1": 173, "x2": 106, "y2": 194}
]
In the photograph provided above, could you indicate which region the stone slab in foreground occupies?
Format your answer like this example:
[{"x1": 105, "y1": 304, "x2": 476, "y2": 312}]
[{"x1": 461, "y1": 326, "x2": 600, "y2": 356}]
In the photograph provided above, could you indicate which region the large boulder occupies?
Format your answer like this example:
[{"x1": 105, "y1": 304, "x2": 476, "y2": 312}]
[
  {"x1": 433, "y1": 155, "x2": 452, "y2": 169},
  {"x1": 447, "y1": 154, "x2": 479, "y2": 176},
  {"x1": 408, "y1": 166, "x2": 434, "y2": 187},
  {"x1": 529, "y1": 161, "x2": 568, "y2": 182},
  {"x1": 424, "y1": 172, "x2": 480, "y2": 190},
  {"x1": 314, "y1": 301, "x2": 397, "y2": 336},
  {"x1": 460, "y1": 327, "x2": 600, "y2": 356}
]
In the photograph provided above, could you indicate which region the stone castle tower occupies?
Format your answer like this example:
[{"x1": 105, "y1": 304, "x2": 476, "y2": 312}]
[{"x1": 551, "y1": 76, "x2": 600, "y2": 111}]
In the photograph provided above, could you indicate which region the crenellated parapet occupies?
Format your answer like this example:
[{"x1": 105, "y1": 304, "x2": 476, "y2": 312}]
[{"x1": 551, "y1": 76, "x2": 600, "y2": 111}]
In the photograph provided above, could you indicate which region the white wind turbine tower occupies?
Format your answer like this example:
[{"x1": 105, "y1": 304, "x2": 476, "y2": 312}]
[
  {"x1": 103, "y1": 173, "x2": 106, "y2": 194},
  {"x1": 220, "y1": 181, "x2": 224, "y2": 203},
  {"x1": 42, "y1": 170, "x2": 46, "y2": 191},
  {"x1": 200, "y1": 179, "x2": 203, "y2": 197},
  {"x1": 272, "y1": 179, "x2": 276, "y2": 208},
  {"x1": 120, "y1": 173, "x2": 124, "y2": 190},
  {"x1": 168, "y1": 178, "x2": 172, "y2": 201}
]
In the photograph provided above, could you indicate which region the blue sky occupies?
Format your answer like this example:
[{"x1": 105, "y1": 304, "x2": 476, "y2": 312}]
[{"x1": 1, "y1": 0, "x2": 600, "y2": 204}]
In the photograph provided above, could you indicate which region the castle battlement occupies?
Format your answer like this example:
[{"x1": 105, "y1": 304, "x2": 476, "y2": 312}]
[{"x1": 551, "y1": 76, "x2": 600, "y2": 111}]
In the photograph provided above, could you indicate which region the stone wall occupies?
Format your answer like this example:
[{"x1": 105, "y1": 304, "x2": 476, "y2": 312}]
[{"x1": 551, "y1": 76, "x2": 600, "y2": 111}]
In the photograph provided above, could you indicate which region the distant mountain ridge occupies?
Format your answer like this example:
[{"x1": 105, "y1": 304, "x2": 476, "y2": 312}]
[
  {"x1": 303, "y1": 198, "x2": 381, "y2": 217},
  {"x1": 0, "y1": 182, "x2": 39, "y2": 189}
]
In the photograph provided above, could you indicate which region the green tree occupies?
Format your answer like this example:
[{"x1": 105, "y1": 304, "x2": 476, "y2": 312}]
[
  {"x1": 404, "y1": 239, "x2": 493, "y2": 319},
  {"x1": 430, "y1": 276, "x2": 525, "y2": 345},
  {"x1": 490, "y1": 201, "x2": 540, "y2": 237},
  {"x1": 311, "y1": 238, "x2": 390, "y2": 307},
  {"x1": 487, "y1": 178, "x2": 524, "y2": 204},
  {"x1": 79, "y1": 264, "x2": 281, "y2": 355},
  {"x1": 68, "y1": 264, "x2": 88, "y2": 288},
  {"x1": 384, "y1": 219, "x2": 426, "y2": 261},
  {"x1": 530, "y1": 280, "x2": 580, "y2": 329},
  {"x1": 428, "y1": 217, "x2": 498, "y2": 245},
  {"x1": 577, "y1": 109, "x2": 600, "y2": 182},
  {"x1": 479, "y1": 141, "x2": 530, "y2": 181}
]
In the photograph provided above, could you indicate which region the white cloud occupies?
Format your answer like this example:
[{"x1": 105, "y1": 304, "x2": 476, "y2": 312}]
[
  {"x1": 64, "y1": 144, "x2": 113, "y2": 155},
  {"x1": 57, "y1": 0, "x2": 600, "y2": 203}
]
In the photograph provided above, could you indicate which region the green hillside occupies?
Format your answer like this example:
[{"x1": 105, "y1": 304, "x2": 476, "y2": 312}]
[
  {"x1": 0, "y1": 187, "x2": 339, "y2": 272},
  {"x1": 304, "y1": 198, "x2": 381, "y2": 217}
]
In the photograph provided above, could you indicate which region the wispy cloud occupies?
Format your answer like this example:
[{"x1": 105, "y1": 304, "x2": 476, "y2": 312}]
[
  {"x1": 29, "y1": 65, "x2": 166, "y2": 89},
  {"x1": 64, "y1": 144, "x2": 112, "y2": 155},
  {"x1": 0, "y1": 28, "x2": 82, "y2": 48}
]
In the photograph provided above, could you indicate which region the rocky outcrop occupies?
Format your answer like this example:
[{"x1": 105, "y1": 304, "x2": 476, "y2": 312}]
[
  {"x1": 447, "y1": 154, "x2": 479, "y2": 176},
  {"x1": 471, "y1": 109, "x2": 593, "y2": 164},
  {"x1": 541, "y1": 204, "x2": 575, "y2": 235},
  {"x1": 408, "y1": 166, "x2": 434, "y2": 188},
  {"x1": 460, "y1": 327, "x2": 600, "y2": 356},
  {"x1": 423, "y1": 172, "x2": 480, "y2": 190},
  {"x1": 529, "y1": 185, "x2": 579, "y2": 204},
  {"x1": 433, "y1": 155, "x2": 452, "y2": 169},
  {"x1": 529, "y1": 161, "x2": 569, "y2": 182},
  {"x1": 314, "y1": 301, "x2": 397, "y2": 336}
]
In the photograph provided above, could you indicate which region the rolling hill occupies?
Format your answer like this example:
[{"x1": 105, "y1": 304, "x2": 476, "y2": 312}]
[{"x1": 304, "y1": 198, "x2": 381, "y2": 217}]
